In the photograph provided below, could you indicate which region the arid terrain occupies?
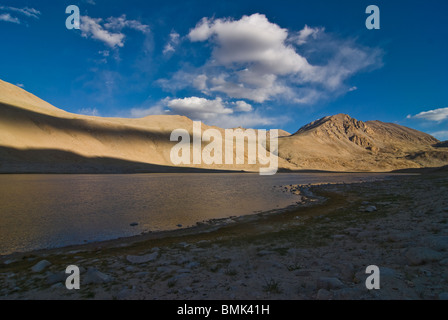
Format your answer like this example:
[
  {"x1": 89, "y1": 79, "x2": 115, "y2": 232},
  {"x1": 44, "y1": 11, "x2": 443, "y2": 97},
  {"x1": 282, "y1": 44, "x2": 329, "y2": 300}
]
[
  {"x1": 1, "y1": 79, "x2": 447, "y2": 173},
  {"x1": 1, "y1": 171, "x2": 447, "y2": 300}
]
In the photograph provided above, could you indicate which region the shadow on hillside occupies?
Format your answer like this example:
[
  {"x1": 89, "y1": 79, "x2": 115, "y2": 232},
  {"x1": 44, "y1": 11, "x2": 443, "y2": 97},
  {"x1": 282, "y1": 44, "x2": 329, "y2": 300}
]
[{"x1": 0, "y1": 146, "x2": 234, "y2": 174}]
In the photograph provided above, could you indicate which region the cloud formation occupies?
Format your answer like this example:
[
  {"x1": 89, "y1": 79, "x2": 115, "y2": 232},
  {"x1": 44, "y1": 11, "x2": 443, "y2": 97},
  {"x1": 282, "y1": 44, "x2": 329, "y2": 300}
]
[
  {"x1": 0, "y1": 6, "x2": 40, "y2": 24},
  {"x1": 290, "y1": 25, "x2": 324, "y2": 45},
  {"x1": 0, "y1": 13, "x2": 19, "y2": 24},
  {"x1": 407, "y1": 107, "x2": 448, "y2": 122},
  {"x1": 80, "y1": 15, "x2": 149, "y2": 48},
  {"x1": 130, "y1": 97, "x2": 274, "y2": 128},
  {"x1": 104, "y1": 15, "x2": 150, "y2": 33},
  {"x1": 163, "y1": 31, "x2": 180, "y2": 55},
  {"x1": 81, "y1": 16, "x2": 125, "y2": 48},
  {"x1": 188, "y1": 14, "x2": 313, "y2": 103},
  {"x1": 159, "y1": 13, "x2": 382, "y2": 105}
]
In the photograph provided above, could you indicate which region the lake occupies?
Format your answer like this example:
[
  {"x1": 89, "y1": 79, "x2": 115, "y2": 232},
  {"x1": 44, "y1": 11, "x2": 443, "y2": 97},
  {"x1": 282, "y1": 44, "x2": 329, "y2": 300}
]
[{"x1": 0, "y1": 173, "x2": 393, "y2": 255}]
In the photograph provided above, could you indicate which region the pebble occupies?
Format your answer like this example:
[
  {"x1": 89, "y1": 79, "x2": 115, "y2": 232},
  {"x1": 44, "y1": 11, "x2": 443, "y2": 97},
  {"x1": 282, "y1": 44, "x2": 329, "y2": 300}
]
[
  {"x1": 365, "y1": 206, "x2": 377, "y2": 212},
  {"x1": 31, "y1": 260, "x2": 52, "y2": 273}
]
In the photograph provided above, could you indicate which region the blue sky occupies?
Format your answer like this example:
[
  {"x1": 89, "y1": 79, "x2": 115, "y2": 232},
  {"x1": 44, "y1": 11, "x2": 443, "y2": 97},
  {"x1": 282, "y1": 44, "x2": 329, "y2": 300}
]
[{"x1": 0, "y1": 0, "x2": 447, "y2": 140}]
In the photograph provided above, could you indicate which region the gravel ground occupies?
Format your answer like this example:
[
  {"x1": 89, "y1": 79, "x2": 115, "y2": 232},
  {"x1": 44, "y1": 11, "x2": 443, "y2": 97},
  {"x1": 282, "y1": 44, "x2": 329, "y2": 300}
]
[{"x1": 1, "y1": 173, "x2": 447, "y2": 300}]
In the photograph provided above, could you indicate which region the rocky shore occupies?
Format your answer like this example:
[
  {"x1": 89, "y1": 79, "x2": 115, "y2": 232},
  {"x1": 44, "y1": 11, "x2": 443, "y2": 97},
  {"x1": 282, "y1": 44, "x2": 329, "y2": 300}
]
[{"x1": 1, "y1": 172, "x2": 447, "y2": 300}]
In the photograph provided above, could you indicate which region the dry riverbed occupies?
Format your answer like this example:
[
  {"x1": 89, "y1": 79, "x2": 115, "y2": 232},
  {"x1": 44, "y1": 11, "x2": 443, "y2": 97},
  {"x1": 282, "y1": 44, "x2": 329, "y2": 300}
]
[{"x1": 1, "y1": 173, "x2": 448, "y2": 300}]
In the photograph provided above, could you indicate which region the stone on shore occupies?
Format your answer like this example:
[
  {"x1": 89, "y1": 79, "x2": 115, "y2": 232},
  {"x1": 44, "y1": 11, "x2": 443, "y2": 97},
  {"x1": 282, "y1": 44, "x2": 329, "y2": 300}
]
[
  {"x1": 83, "y1": 268, "x2": 113, "y2": 284},
  {"x1": 31, "y1": 260, "x2": 51, "y2": 273}
]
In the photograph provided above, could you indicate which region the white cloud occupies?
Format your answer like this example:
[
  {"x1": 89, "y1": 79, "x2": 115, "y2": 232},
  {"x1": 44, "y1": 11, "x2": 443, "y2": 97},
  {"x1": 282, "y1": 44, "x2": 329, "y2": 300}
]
[
  {"x1": 163, "y1": 31, "x2": 180, "y2": 55},
  {"x1": 189, "y1": 14, "x2": 312, "y2": 75},
  {"x1": 193, "y1": 74, "x2": 208, "y2": 91},
  {"x1": 431, "y1": 131, "x2": 448, "y2": 141},
  {"x1": 233, "y1": 101, "x2": 252, "y2": 112},
  {"x1": 0, "y1": 6, "x2": 40, "y2": 19},
  {"x1": 166, "y1": 97, "x2": 233, "y2": 120},
  {"x1": 98, "y1": 50, "x2": 110, "y2": 57},
  {"x1": 291, "y1": 25, "x2": 324, "y2": 45},
  {"x1": 15, "y1": 83, "x2": 25, "y2": 88},
  {"x1": 407, "y1": 107, "x2": 448, "y2": 122},
  {"x1": 292, "y1": 34, "x2": 383, "y2": 92},
  {"x1": 348, "y1": 86, "x2": 358, "y2": 92},
  {"x1": 166, "y1": 13, "x2": 382, "y2": 105},
  {"x1": 79, "y1": 15, "x2": 149, "y2": 49},
  {"x1": 80, "y1": 16, "x2": 125, "y2": 48},
  {"x1": 0, "y1": 13, "x2": 20, "y2": 24},
  {"x1": 130, "y1": 97, "x2": 278, "y2": 128},
  {"x1": 104, "y1": 15, "x2": 150, "y2": 33},
  {"x1": 187, "y1": 13, "x2": 316, "y2": 102}
]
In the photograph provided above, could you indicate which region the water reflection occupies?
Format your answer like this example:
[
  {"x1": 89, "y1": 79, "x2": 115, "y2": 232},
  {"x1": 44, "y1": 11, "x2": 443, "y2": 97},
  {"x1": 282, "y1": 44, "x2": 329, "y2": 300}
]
[{"x1": 0, "y1": 173, "x2": 391, "y2": 255}]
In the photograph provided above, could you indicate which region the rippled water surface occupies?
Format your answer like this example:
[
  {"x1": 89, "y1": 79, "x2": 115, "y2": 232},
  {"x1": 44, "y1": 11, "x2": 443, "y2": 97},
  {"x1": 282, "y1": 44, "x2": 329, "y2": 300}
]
[{"x1": 0, "y1": 173, "x2": 393, "y2": 255}]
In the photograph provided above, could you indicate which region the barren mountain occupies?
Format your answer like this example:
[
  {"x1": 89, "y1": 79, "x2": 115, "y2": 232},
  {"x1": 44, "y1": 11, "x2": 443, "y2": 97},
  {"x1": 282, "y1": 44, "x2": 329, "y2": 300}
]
[
  {"x1": 278, "y1": 113, "x2": 448, "y2": 171},
  {"x1": 0, "y1": 79, "x2": 447, "y2": 173}
]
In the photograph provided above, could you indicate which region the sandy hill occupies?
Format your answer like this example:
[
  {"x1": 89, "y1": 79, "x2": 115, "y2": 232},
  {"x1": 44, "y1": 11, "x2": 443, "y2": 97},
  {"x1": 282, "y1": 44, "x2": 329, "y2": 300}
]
[
  {"x1": 0, "y1": 79, "x2": 284, "y2": 173},
  {"x1": 0, "y1": 79, "x2": 447, "y2": 173}
]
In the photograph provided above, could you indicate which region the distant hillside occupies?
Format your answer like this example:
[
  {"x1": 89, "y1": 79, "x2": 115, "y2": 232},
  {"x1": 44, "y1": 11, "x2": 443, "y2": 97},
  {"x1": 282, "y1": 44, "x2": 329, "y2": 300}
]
[{"x1": 278, "y1": 113, "x2": 448, "y2": 171}]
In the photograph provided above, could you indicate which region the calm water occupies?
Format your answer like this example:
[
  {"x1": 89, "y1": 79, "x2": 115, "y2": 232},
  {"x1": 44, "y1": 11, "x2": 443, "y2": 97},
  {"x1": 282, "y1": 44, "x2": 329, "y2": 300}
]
[{"x1": 0, "y1": 173, "x2": 392, "y2": 255}]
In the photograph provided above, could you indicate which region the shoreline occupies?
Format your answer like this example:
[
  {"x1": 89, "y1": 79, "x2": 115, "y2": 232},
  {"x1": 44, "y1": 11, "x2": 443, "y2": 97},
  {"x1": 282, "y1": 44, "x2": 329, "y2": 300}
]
[{"x1": 1, "y1": 172, "x2": 447, "y2": 299}]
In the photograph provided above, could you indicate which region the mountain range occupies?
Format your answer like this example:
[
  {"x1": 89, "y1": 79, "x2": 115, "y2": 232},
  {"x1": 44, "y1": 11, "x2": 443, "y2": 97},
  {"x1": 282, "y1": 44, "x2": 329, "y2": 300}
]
[{"x1": 1, "y1": 79, "x2": 447, "y2": 173}]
